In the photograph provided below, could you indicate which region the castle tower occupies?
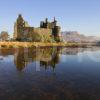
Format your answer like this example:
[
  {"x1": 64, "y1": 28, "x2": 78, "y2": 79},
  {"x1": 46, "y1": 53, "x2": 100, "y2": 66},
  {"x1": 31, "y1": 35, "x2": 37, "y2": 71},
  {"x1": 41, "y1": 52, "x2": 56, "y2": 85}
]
[
  {"x1": 17, "y1": 14, "x2": 25, "y2": 38},
  {"x1": 53, "y1": 17, "x2": 57, "y2": 26},
  {"x1": 14, "y1": 14, "x2": 25, "y2": 40},
  {"x1": 45, "y1": 18, "x2": 48, "y2": 24},
  {"x1": 52, "y1": 17, "x2": 61, "y2": 42}
]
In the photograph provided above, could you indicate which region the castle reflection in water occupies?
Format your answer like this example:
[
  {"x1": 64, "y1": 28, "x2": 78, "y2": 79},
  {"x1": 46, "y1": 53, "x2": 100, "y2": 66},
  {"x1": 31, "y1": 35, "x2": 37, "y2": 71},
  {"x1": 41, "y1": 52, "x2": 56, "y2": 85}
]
[
  {"x1": 0, "y1": 47, "x2": 97, "y2": 71},
  {"x1": 14, "y1": 47, "x2": 60, "y2": 71}
]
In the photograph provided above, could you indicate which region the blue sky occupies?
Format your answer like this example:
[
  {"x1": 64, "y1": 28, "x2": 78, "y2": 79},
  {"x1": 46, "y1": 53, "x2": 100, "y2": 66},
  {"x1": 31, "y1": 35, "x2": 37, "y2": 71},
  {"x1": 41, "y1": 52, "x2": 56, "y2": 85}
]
[{"x1": 0, "y1": 0, "x2": 100, "y2": 36}]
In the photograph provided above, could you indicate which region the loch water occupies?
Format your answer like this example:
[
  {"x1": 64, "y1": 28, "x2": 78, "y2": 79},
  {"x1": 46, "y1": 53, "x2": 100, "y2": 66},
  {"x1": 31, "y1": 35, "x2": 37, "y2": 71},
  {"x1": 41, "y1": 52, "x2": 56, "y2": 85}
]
[{"x1": 0, "y1": 47, "x2": 100, "y2": 100}]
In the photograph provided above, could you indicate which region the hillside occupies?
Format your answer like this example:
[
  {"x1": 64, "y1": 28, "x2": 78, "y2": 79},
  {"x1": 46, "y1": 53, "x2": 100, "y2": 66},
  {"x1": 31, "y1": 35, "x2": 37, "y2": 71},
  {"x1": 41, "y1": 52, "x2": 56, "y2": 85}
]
[{"x1": 62, "y1": 31, "x2": 100, "y2": 43}]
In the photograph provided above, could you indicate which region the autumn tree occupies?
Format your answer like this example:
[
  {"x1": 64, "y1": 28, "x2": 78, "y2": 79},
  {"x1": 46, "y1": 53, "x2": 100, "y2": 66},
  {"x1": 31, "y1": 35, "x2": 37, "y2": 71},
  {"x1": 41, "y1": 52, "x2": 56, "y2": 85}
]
[{"x1": 0, "y1": 31, "x2": 9, "y2": 41}]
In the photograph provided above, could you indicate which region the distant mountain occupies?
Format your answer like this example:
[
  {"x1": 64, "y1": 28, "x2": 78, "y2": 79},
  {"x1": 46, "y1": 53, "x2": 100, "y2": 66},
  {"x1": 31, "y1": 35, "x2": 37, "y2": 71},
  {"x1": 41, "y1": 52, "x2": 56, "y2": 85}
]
[{"x1": 61, "y1": 31, "x2": 100, "y2": 43}]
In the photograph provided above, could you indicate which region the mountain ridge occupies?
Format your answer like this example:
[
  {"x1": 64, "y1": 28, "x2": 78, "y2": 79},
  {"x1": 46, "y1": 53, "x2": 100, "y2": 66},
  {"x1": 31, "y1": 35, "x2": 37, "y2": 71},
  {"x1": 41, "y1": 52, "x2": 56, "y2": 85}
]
[{"x1": 61, "y1": 31, "x2": 100, "y2": 43}]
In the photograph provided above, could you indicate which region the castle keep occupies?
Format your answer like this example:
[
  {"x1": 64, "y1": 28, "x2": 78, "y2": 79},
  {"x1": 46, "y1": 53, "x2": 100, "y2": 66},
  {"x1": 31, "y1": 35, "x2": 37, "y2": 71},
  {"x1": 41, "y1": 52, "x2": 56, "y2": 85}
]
[{"x1": 14, "y1": 14, "x2": 61, "y2": 42}]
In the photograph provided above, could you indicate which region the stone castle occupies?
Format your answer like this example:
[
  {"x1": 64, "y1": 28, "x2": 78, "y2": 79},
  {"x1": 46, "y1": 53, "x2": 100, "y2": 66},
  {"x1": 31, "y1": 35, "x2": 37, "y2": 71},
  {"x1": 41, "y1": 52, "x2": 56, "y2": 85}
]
[{"x1": 14, "y1": 14, "x2": 61, "y2": 42}]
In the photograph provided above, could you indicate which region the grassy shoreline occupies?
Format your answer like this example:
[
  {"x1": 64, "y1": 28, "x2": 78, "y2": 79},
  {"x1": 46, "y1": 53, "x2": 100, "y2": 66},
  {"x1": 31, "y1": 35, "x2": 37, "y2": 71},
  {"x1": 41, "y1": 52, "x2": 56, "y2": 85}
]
[{"x1": 0, "y1": 42, "x2": 94, "y2": 48}]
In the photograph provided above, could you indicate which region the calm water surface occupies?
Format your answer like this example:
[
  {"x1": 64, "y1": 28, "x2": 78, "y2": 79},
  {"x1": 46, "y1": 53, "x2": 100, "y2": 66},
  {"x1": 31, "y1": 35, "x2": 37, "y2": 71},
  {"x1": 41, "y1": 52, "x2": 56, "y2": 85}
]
[{"x1": 0, "y1": 47, "x2": 100, "y2": 100}]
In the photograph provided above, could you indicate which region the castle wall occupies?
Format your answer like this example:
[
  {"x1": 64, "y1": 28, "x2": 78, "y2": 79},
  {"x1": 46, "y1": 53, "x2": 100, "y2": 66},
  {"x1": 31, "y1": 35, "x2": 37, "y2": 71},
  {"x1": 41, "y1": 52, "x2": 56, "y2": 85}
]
[
  {"x1": 33, "y1": 28, "x2": 52, "y2": 35},
  {"x1": 20, "y1": 27, "x2": 52, "y2": 41},
  {"x1": 23, "y1": 27, "x2": 34, "y2": 37},
  {"x1": 32, "y1": 28, "x2": 52, "y2": 42}
]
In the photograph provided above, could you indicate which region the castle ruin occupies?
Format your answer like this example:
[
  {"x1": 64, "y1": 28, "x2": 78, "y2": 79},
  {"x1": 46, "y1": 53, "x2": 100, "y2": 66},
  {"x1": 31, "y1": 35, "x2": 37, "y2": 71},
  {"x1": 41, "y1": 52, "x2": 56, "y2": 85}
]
[{"x1": 14, "y1": 14, "x2": 61, "y2": 42}]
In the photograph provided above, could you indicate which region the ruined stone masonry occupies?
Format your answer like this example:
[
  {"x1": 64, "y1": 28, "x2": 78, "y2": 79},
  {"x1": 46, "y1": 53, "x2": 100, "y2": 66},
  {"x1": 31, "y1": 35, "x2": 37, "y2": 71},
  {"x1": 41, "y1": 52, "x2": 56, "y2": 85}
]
[{"x1": 14, "y1": 14, "x2": 61, "y2": 42}]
